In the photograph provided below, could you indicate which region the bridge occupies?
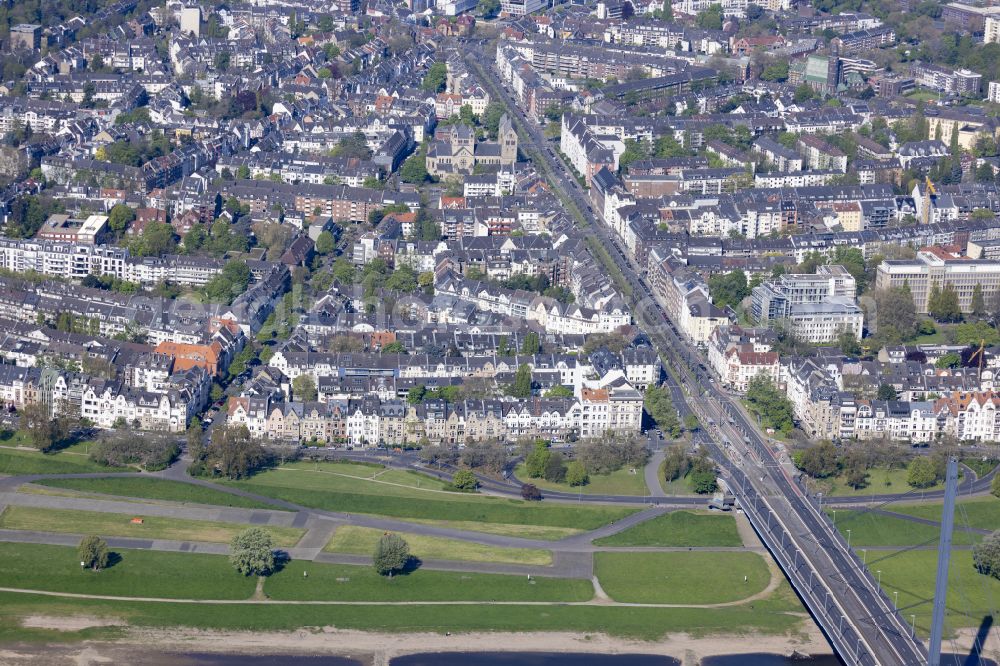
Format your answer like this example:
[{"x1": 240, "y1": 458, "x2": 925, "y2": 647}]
[{"x1": 463, "y1": 41, "x2": 930, "y2": 665}]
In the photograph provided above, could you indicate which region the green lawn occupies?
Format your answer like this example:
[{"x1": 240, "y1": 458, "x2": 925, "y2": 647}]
[
  {"x1": 594, "y1": 552, "x2": 771, "y2": 604},
  {"x1": 32, "y1": 477, "x2": 282, "y2": 510},
  {"x1": 593, "y1": 511, "x2": 742, "y2": 547},
  {"x1": 0, "y1": 584, "x2": 808, "y2": 642},
  {"x1": 0, "y1": 506, "x2": 306, "y2": 547},
  {"x1": 827, "y1": 509, "x2": 981, "y2": 547},
  {"x1": 872, "y1": 548, "x2": 1000, "y2": 636},
  {"x1": 224, "y1": 463, "x2": 636, "y2": 529},
  {"x1": 403, "y1": 518, "x2": 582, "y2": 541},
  {"x1": 890, "y1": 496, "x2": 1000, "y2": 532},
  {"x1": 0, "y1": 543, "x2": 256, "y2": 600},
  {"x1": 657, "y1": 460, "x2": 700, "y2": 496},
  {"x1": 514, "y1": 463, "x2": 649, "y2": 496},
  {"x1": 906, "y1": 88, "x2": 941, "y2": 103},
  {"x1": 325, "y1": 525, "x2": 552, "y2": 565},
  {"x1": 825, "y1": 467, "x2": 946, "y2": 497},
  {"x1": 0, "y1": 447, "x2": 121, "y2": 476},
  {"x1": 265, "y1": 559, "x2": 586, "y2": 602}
]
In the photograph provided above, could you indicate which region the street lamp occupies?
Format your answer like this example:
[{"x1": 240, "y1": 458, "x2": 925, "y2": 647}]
[
  {"x1": 876, "y1": 569, "x2": 882, "y2": 588},
  {"x1": 833, "y1": 509, "x2": 837, "y2": 527},
  {"x1": 894, "y1": 590, "x2": 898, "y2": 609},
  {"x1": 846, "y1": 528, "x2": 852, "y2": 550},
  {"x1": 862, "y1": 548, "x2": 867, "y2": 566},
  {"x1": 910, "y1": 614, "x2": 916, "y2": 637}
]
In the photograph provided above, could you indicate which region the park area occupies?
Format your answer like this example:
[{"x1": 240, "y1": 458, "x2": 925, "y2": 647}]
[
  {"x1": 831, "y1": 494, "x2": 1000, "y2": 637},
  {"x1": 219, "y1": 460, "x2": 637, "y2": 530}
]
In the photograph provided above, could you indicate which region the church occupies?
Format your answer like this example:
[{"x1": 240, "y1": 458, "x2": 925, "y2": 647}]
[{"x1": 425, "y1": 114, "x2": 518, "y2": 178}]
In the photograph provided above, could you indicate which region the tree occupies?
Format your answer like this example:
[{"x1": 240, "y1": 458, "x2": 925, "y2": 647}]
[
  {"x1": 78, "y1": 535, "x2": 110, "y2": 571},
  {"x1": 422, "y1": 62, "x2": 448, "y2": 93},
  {"x1": 524, "y1": 440, "x2": 551, "y2": 478},
  {"x1": 203, "y1": 426, "x2": 268, "y2": 480},
  {"x1": 400, "y1": 152, "x2": 429, "y2": 184},
  {"x1": 373, "y1": 533, "x2": 410, "y2": 576},
  {"x1": 229, "y1": 528, "x2": 275, "y2": 576},
  {"x1": 129, "y1": 221, "x2": 177, "y2": 257},
  {"x1": 644, "y1": 384, "x2": 681, "y2": 437},
  {"x1": 936, "y1": 352, "x2": 962, "y2": 369},
  {"x1": 566, "y1": 460, "x2": 589, "y2": 487},
  {"x1": 696, "y1": 3, "x2": 723, "y2": 29},
  {"x1": 795, "y1": 441, "x2": 839, "y2": 478},
  {"x1": 745, "y1": 375, "x2": 794, "y2": 435},
  {"x1": 873, "y1": 287, "x2": 918, "y2": 343},
  {"x1": 107, "y1": 203, "x2": 135, "y2": 234},
  {"x1": 974, "y1": 531, "x2": 1000, "y2": 580},
  {"x1": 876, "y1": 383, "x2": 897, "y2": 401},
  {"x1": 663, "y1": 449, "x2": 692, "y2": 482},
  {"x1": 618, "y1": 139, "x2": 650, "y2": 172},
  {"x1": 844, "y1": 463, "x2": 869, "y2": 490},
  {"x1": 992, "y1": 473, "x2": 1000, "y2": 499},
  {"x1": 520, "y1": 331, "x2": 541, "y2": 355},
  {"x1": 315, "y1": 231, "x2": 335, "y2": 255},
  {"x1": 521, "y1": 483, "x2": 542, "y2": 501},
  {"x1": 292, "y1": 374, "x2": 318, "y2": 402},
  {"x1": 382, "y1": 341, "x2": 407, "y2": 354},
  {"x1": 478, "y1": 0, "x2": 501, "y2": 18},
  {"x1": 760, "y1": 60, "x2": 789, "y2": 82},
  {"x1": 543, "y1": 451, "x2": 567, "y2": 483},
  {"x1": 545, "y1": 385, "x2": 574, "y2": 398},
  {"x1": 928, "y1": 283, "x2": 962, "y2": 323},
  {"x1": 19, "y1": 402, "x2": 62, "y2": 452},
  {"x1": 707, "y1": 270, "x2": 749, "y2": 309},
  {"x1": 793, "y1": 83, "x2": 815, "y2": 104},
  {"x1": 972, "y1": 283, "x2": 986, "y2": 316},
  {"x1": 907, "y1": 456, "x2": 938, "y2": 489},
  {"x1": 508, "y1": 363, "x2": 532, "y2": 398},
  {"x1": 838, "y1": 330, "x2": 862, "y2": 356},
  {"x1": 451, "y1": 469, "x2": 479, "y2": 491},
  {"x1": 689, "y1": 455, "x2": 718, "y2": 494}
]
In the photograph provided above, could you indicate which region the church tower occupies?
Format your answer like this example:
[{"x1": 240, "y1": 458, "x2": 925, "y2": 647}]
[{"x1": 499, "y1": 113, "x2": 518, "y2": 165}]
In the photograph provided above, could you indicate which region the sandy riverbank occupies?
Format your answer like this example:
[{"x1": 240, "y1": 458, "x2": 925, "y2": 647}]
[{"x1": 0, "y1": 623, "x2": 834, "y2": 665}]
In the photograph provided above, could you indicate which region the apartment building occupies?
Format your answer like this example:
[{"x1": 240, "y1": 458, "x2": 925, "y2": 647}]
[
  {"x1": 750, "y1": 265, "x2": 857, "y2": 322},
  {"x1": 875, "y1": 247, "x2": 1000, "y2": 314}
]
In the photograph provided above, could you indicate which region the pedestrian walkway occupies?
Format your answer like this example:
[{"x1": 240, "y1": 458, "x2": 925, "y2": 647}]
[{"x1": 645, "y1": 450, "x2": 666, "y2": 498}]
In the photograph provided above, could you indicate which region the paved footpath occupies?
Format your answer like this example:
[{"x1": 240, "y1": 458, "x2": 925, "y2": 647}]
[{"x1": 644, "y1": 449, "x2": 666, "y2": 498}]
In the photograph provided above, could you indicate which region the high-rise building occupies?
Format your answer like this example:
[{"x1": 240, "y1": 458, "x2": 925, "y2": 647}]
[
  {"x1": 179, "y1": 6, "x2": 201, "y2": 37},
  {"x1": 9, "y1": 24, "x2": 41, "y2": 52}
]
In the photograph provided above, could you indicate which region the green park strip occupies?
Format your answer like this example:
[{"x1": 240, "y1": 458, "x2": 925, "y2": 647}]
[
  {"x1": 31, "y1": 477, "x2": 283, "y2": 511},
  {"x1": 0, "y1": 543, "x2": 257, "y2": 600},
  {"x1": 0, "y1": 582, "x2": 808, "y2": 642},
  {"x1": 888, "y1": 496, "x2": 1000, "y2": 532},
  {"x1": 872, "y1": 548, "x2": 1000, "y2": 636},
  {"x1": 657, "y1": 459, "x2": 698, "y2": 496},
  {"x1": 0, "y1": 542, "x2": 585, "y2": 605},
  {"x1": 594, "y1": 552, "x2": 771, "y2": 605},
  {"x1": 0, "y1": 506, "x2": 306, "y2": 547},
  {"x1": 513, "y1": 463, "x2": 650, "y2": 496},
  {"x1": 269, "y1": 461, "x2": 455, "y2": 496},
  {"x1": 827, "y1": 509, "x2": 981, "y2": 548},
  {"x1": 264, "y1": 559, "x2": 587, "y2": 602},
  {"x1": 823, "y1": 467, "x2": 947, "y2": 497},
  {"x1": 224, "y1": 465, "x2": 637, "y2": 529},
  {"x1": 323, "y1": 525, "x2": 553, "y2": 566},
  {"x1": 592, "y1": 511, "x2": 742, "y2": 548},
  {"x1": 403, "y1": 518, "x2": 582, "y2": 541},
  {"x1": 0, "y1": 448, "x2": 121, "y2": 475}
]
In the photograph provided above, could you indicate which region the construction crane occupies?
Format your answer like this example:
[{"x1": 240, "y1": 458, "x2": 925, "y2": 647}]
[{"x1": 968, "y1": 338, "x2": 986, "y2": 384}]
